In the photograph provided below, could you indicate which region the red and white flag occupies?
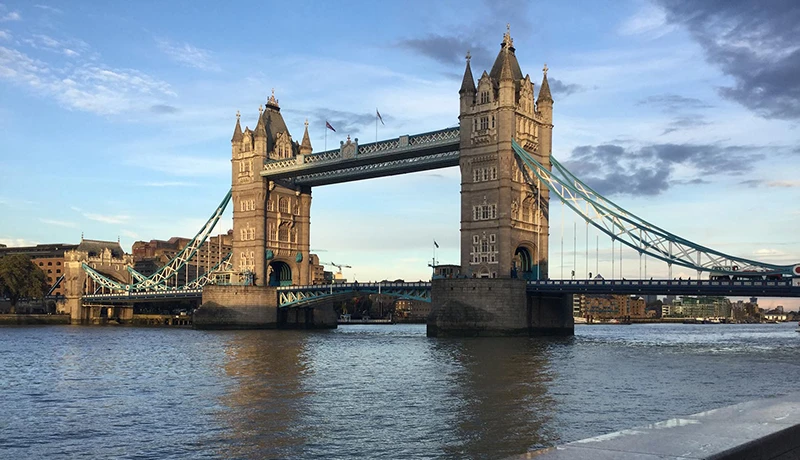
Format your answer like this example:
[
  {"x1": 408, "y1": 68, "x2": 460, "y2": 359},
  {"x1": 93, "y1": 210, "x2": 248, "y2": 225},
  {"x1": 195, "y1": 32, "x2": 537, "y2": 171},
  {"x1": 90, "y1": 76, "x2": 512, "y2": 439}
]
[
  {"x1": 325, "y1": 121, "x2": 336, "y2": 132},
  {"x1": 376, "y1": 108, "x2": 384, "y2": 126}
]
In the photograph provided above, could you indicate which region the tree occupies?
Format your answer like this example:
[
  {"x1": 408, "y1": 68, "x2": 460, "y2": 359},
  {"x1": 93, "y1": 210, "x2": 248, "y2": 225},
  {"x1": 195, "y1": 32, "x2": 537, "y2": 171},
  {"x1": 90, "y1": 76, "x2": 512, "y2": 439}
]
[{"x1": 0, "y1": 254, "x2": 47, "y2": 313}]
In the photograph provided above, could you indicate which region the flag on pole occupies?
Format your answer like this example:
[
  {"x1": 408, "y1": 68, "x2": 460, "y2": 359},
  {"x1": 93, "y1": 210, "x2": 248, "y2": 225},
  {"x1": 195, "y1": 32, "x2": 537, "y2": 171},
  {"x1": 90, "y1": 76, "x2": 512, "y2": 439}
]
[
  {"x1": 376, "y1": 108, "x2": 384, "y2": 126},
  {"x1": 325, "y1": 121, "x2": 336, "y2": 132},
  {"x1": 434, "y1": 240, "x2": 439, "y2": 248}
]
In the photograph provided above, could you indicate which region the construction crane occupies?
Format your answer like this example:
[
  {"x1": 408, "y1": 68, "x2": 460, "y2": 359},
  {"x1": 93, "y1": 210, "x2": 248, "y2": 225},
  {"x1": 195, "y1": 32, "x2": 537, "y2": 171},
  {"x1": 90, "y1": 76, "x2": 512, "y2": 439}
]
[{"x1": 325, "y1": 262, "x2": 352, "y2": 276}]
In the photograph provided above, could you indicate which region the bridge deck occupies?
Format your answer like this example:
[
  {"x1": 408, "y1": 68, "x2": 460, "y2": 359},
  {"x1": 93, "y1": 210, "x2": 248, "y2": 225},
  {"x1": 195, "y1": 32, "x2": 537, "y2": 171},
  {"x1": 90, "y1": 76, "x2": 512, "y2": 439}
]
[{"x1": 80, "y1": 279, "x2": 799, "y2": 305}]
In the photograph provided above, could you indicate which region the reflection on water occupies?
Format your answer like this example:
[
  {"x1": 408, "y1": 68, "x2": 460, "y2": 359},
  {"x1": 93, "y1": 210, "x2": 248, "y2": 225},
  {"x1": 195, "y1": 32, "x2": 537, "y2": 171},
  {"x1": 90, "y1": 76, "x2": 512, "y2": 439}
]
[
  {"x1": 1, "y1": 323, "x2": 799, "y2": 459},
  {"x1": 216, "y1": 331, "x2": 311, "y2": 459}
]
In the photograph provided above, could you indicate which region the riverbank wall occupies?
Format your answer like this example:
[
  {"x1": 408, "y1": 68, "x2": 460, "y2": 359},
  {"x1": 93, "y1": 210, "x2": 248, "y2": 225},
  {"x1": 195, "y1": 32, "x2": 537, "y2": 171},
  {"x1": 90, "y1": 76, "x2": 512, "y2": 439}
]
[{"x1": 0, "y1": 314, "x2": 70, "y2": 325}]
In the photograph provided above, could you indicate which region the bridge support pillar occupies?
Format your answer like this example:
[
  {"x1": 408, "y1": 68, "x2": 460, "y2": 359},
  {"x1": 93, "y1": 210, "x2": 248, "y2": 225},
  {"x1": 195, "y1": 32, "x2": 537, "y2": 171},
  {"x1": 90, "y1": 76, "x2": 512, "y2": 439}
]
[
  {"x1": 195, "y1": 285, "x2": 278, "y2": 329},
  {"x1": 278, "y1": 305, "x2": 337, "y2": 329},
  {"x1": 66, "y1": 296, "x2": 89, "y2": 324},
  {"x1": 427, "y1": 278, "x2": 573, "y2": 337}
]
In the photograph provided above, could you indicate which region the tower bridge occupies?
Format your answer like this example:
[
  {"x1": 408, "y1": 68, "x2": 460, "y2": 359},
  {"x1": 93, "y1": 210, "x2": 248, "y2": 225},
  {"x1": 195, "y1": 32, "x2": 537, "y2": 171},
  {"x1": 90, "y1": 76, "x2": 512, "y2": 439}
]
[{"x1": 76, "y1": 29, "x2": 799, "y2": 332}]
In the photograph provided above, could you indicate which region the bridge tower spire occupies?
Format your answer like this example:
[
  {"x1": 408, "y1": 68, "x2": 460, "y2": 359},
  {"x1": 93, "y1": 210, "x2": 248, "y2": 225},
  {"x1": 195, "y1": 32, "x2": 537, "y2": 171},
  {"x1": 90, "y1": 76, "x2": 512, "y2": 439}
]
[
  {"x1": 459, "y1": 51, "x2": 476, "y2": 113},
  {"x1": 458, "y1": 28, "x2": 551, "y2": 280}
]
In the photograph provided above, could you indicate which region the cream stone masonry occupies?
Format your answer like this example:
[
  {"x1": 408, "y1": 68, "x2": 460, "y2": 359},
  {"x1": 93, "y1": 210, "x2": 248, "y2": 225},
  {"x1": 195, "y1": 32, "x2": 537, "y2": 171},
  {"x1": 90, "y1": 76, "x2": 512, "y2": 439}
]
[
  {"x1": 458, "y1": 27, "x2": 553, "y2": 280},
  {"x1": 231, "y1": 92, "x2": 312, "y2": 287}
]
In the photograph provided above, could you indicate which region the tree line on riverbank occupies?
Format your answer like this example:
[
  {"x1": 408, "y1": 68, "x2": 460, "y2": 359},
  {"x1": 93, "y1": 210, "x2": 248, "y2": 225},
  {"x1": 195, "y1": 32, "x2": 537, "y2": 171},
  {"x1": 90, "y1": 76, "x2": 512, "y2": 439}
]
[{"x1": 0, "y1": 254, "x2": 47, "y2": 313}]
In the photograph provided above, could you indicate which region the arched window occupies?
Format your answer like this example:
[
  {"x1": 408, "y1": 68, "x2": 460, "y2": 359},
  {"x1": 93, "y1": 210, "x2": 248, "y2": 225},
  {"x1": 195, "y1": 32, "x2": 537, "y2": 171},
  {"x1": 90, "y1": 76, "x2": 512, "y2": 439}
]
[{"x1": 279, "y1": 197, "x2": 289, "y2": 213}]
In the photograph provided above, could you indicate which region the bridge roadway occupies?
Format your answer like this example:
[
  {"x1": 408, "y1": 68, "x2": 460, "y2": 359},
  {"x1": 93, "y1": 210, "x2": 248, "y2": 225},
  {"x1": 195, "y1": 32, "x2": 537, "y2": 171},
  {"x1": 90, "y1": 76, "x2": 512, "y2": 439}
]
[{"x1": 81, "y1": 279, "x2": 800, "y2": 306}]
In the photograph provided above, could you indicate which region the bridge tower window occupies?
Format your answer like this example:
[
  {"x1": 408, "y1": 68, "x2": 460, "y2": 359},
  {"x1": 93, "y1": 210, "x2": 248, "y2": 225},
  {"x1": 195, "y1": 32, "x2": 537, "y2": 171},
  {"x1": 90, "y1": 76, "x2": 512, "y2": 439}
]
[
  {"x1": 480, "y1": 117, "x2": 488, "y2": 130},
  {"x1": 279, "y1": 197, "x2": 289, "y2": 214}
]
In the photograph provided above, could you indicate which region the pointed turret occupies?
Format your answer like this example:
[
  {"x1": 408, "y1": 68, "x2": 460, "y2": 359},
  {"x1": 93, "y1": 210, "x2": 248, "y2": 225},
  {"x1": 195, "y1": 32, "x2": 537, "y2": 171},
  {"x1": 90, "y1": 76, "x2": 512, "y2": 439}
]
[
  {"x1": 299, "y1": 119, "x2": 312, "y2": 155},
  {"x1": 499, "y1": 49, "x2": 514, "y2": 81},
  {"x1": 459, "y1": 51, "x2": 476, "y2": 94},
  {"x1": 537, "y1": 64, "x2": 553, "y2": 104},
  {"x1": 231, "y1": 111, "x2": 243, "y2": 143},
  {"x1": 254, "y1": 105, "x2": 266, "y2": 138}
]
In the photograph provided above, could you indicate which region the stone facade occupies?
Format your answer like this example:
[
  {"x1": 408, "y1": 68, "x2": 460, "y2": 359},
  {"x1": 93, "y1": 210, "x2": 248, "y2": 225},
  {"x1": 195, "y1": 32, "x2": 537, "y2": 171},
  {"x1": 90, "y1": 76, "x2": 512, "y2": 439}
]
[
  {"x1": 230, "y1": 92, "x2": 312, "y2": 287},
  {"x1": 62, "y1": 239, "x2": 133, "y2": 323},
  {"x1": 458, "y1": 27, "x2": 552, "y2": 280}
]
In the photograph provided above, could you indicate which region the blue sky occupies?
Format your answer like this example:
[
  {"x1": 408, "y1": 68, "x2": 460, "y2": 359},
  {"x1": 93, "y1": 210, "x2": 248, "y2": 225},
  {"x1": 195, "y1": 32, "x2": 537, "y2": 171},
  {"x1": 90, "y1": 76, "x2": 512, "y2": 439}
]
[{"x1": 1, "y1": 1, "x2": 798, "y2": 307}]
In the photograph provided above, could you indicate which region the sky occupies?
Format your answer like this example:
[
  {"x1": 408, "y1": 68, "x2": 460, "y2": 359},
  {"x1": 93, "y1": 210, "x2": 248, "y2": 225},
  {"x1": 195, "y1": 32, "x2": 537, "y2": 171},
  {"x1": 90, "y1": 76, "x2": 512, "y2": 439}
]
[{"x1": 0, "y1": 0, "x2": 798, "y2": 308}]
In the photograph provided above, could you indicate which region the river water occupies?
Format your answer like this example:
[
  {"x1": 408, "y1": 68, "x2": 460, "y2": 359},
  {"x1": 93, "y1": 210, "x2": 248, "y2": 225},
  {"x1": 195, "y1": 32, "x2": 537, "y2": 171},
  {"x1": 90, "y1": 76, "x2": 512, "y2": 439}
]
[{"x1": 1, "y1": 322, "x2": 798, "y2": 459}]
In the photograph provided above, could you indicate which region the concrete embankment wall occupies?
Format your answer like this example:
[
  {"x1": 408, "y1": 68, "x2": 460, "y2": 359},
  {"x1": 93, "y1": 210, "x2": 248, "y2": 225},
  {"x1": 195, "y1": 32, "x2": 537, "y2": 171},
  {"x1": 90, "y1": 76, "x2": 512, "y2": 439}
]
[
  {"x1": 523, "y1": 394, "x2": 800, "y2": 459},
  {"x1": 0, "y1": 314, "x2": 70, "y2": 325}
]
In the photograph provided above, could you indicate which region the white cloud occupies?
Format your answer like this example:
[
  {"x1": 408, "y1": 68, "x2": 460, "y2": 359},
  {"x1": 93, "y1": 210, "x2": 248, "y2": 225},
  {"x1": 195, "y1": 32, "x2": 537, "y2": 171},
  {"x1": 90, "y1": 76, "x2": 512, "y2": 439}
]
[
  {"x1": 120, "y1": 229, "x2": 138, "y2": 239},
  {"x1": 140, "y1": 181, "x2": 198, "y2": 187},
  {"x1": 0, "y1": 45, "x2": 176, "y2": 115},
  {"x1": 34, "y1": 5, "x2": 63, "y2": 14},
  {"x1": 618, "y1": 3, "x2": 675, "y2": 38},
  {"x1": 753, "y1": 248, "x2": 784, "y2": 257},
  {"x1": 69, "y1": 205, "x2": 131, "y2": 224},
  {"x1": 156, "y1": 38, "x2": 219, "y2": 71},
  {"x1": 766, "y1": 180, "x2": 800, "y2": 188},
  {"x1": 39, "y1": 218, "x2": 78, "y2": 228},
  {"x1": 21, "y1": 33, "x2": 90, "y2": 57},
  {"x1": 0, "y1": 30, "x2": 10, "y2": 41},
  {"x1": 83, "y1": 213, "x2": 130, "y2": 224},
  {"x1": 0, "y1": 11, "x2": 20, "y2": 22},
  {"x1": 0, "y1": 237, "x2": 38, "y2": 247},
  {"x1": 126, "y1": 153, "x2": 228, "y2": 177}
]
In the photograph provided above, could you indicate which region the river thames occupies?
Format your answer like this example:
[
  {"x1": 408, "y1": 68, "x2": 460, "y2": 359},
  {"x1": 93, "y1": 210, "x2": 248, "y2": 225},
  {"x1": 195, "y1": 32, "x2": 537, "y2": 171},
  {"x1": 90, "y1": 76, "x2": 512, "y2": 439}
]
[{"x1": 1, "y1": 322, "x2": 798, "y2": 459}]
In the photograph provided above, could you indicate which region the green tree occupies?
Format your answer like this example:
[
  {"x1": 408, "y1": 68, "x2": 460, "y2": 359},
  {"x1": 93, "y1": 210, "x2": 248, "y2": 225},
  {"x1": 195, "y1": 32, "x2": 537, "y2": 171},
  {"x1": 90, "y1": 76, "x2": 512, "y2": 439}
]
[{"x1": 0, "y1": 254, "x2": 47, "y2": 313}]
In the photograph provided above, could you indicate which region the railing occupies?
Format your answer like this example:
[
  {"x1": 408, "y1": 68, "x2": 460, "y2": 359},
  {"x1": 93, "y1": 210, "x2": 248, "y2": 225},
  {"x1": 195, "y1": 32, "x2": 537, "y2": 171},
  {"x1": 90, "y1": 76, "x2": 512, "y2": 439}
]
[{"x1": 263, "y1": 127, "x2": 460, "y2": 173}]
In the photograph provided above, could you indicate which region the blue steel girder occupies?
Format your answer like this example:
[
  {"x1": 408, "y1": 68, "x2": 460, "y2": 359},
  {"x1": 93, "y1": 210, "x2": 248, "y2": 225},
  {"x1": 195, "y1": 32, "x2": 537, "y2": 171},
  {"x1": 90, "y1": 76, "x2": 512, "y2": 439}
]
[
  {"x1": 82, "y1": 263, "x2": 132, "y2": 292},
  {"x1": 511, "y1": 140, "x2": 796, "y2": 276},
  {"x1": 262, "y1": 127, "x2": 460, "y2": 186},
  {"x1": 132, "y1": 188, "x2": 232, "y2": 291},
  {"x1": 183, "y1": 253, "x2": 233, "y2": 289},
  {"x1": 527, "y1": 279, "x2": 800, "y2": 297},
  {"x1": 127, "y1": 266, "x2": 147, "y2": 283},
  {"x1": 277, "y1": 282, "x2": 431, "y2": 307},
  {"x1": 80, "y1": 188, "x2": 232, "y2": 293}
]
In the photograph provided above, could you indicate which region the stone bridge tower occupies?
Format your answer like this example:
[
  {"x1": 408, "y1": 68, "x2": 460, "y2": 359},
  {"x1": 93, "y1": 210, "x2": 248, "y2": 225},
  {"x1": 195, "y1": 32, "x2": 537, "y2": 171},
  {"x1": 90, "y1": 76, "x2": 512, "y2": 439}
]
[
  {"x1": 230, "y1": 91, "x2": 312, "y2": 287},
  {"x1": 458, "y1": 27, "x2": 553, "y2": 280}
]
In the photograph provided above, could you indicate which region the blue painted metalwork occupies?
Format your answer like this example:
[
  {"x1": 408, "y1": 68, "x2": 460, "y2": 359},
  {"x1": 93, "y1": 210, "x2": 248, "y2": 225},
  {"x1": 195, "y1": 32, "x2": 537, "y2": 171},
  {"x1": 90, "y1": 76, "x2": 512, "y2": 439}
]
[
  {"x1": 81, "y1": 189, "x2": 232, "y2": 293},
  {"x1": 262, "y1": 127, "x2": 460, "y2": 186},
  {"x1": 130, "y1": 189, "x2": 232, "y2": 291},
  {"x1": 82, "y1": 289, "x2": 203, "y2": 304},
  {"x1": 512, "y1": 140, "x2": 798, "y2": 277},
  {"x1": 277, "y1": 282, "x2": 432, "y2": 307},
  {"x1": 526, "y1": 279, "x2": 800, "y2": 297}
]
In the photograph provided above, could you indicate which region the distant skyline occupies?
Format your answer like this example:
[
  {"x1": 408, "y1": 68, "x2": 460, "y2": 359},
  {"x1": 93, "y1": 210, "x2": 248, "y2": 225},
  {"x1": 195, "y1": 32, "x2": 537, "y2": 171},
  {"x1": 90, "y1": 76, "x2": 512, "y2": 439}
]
[{"x1": 0, "y1": 1, "x2": 798, "y2": 309}]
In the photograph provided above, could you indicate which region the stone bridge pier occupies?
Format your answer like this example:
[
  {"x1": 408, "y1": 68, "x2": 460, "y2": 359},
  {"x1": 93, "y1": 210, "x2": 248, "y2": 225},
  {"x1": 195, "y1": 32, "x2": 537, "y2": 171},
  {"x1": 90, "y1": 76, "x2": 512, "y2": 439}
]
[{"x1": 427, "y1": 278, "x2": 573, "y2": 337}]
